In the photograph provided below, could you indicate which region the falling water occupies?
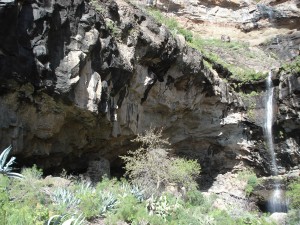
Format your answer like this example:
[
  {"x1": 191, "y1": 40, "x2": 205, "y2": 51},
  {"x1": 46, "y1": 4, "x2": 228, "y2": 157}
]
[
  {"x1": 265, "y1": 71, "x2": 277, "y2": 175},
  {"x1": 265, "y1": 71, "x2": 287, "y2": 213}
]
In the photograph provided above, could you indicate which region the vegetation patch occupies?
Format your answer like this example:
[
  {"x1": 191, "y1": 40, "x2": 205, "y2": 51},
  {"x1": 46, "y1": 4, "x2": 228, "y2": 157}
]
[
  {"x1": 146, "y1": 8, "x2": 193, "y2": 42},
  {"x1": 121, "y1": 128, "x2": 200, "y2": 197},
  {"x1": 281, "y1": 56, "x2": 300, "y2": 74},
  {"x1": 237, "y1": 169, "x2": 260, "y2": 196},
  {"x1": 143, "y1": 8, "x2": 271, "y2": 82},
  {"x1": 286, "y1": 177, "x2": 300, "y2": 225},
  {"x1": 0, "y1": 135, "x2": 277, "y2": 224}
]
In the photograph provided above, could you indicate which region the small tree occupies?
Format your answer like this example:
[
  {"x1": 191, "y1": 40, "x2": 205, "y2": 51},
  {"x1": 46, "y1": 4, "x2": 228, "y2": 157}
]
[{"x1": 121, "y1": 128, "x2": 200, "y2": 197}]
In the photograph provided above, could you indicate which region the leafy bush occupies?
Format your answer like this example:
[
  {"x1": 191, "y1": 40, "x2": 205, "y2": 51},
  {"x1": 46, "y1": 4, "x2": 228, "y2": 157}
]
[
  {"x1": 286, "y1": 209, "x2": 300, "y2": 225},
  {"x1": 169, "y1": 158, "x2": 200, "y2": 191},
  {"x1": 287, "y1": 178, "x2": 300, "y2": 209},
  {"x1": 185, "y1": 190, "x2": 205, "y2": 206},
  {"x1": 245, "y1": 175, "x2": 259, "y2": 196},
  {"x1": 121, "y1": 128, "x2": 201, "y2": 197},
  {"x1": 237, "y1": 169, "x2": 260, "y2": 196},
  {"x1": 281, "y1": 56, "x2": 300, "y2": 74},
  {"x1": 77, "y1": 190, "x2": 99, "y2": 219}
]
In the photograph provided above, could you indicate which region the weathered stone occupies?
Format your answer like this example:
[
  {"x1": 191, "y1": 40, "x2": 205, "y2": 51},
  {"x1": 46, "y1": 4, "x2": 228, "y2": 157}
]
[
  {"x1": 0, "y1": 0, "x2": 299, "y2": 185},
  {"x1": 268, "y1": 212, "x2": 287, "y2": 225},
  {"x1": 87, "y1": 158, "x2": 111, "y2": 182}
]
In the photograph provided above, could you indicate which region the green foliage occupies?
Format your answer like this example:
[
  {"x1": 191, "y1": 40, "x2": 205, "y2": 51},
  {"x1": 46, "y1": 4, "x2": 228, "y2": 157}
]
[
  {"x1": 0, "y1": 175, "x2": 9, "y2": 224},
  {"x1": 0, "y1": 146, "x2": 23, "y2": 179},
  {"x1": 189, "y1": 36, "x2": 267, "y2": 82},
  {"x1": 105, "y1": 20, "x2": 119, "y2": 37},
  {"x1": 286, "y1": 209, "x2": 300, "y2": 225},
  {"x1": 190, "y1": 37, "x2": 248, "y2": 51},
  {"x1": 51, "y1": 188, "x2": 81, "y2": 212},
  {"x1": 169, "y1": 158, "x2": 200, "y2": 191},
  {"x1": 105, "y1": 195, "x2": 142, "y2": 224},
  {"x1": 74, "y1": 178, "x2": 119, "y2": 219},
  {"x1": 287, "y1": 178, "x2": 300, "y2": 209},
  {"x1": 146, "y1": 194, "x2": 181, "y2": 220},
  {"x1": 121, "y1": 128, "x2": 200, "y2": 197},
  {"x1": 186, "y1": 190, "x2": 205, "y2": 206},
  {"x1": 6, "y1": 204, "x2": 49, "y2": 225},
  {"x1": 281, "y1": 56, "x2": 300, "y2": 74},
  {"x1": 146, "y1": 9, "x2": 193, "y2": 41},
  {"x1": 99, "y1": 191, "x2": 118, "y2": 215},
  {"x1": 0, "y1": 167, "x2": 276, "y2": 225},
  {"x1": 77, "y1": 190, "x2": 99, "y2": 219},
  {"x1": 237, "y1": 169, "x2": 260, "y2": 196},
  {"x1": 245, "y1": 175, "x2": 259, "y2": 196},
  {"x1": 90, "y1": 0, "x2": 105, "y2": 14}
]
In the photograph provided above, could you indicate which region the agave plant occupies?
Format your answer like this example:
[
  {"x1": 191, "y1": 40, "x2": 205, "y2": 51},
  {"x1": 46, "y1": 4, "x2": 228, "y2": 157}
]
[
  {"x1": 75, "y1": 181, "x2": 95, "y2": 196},
  {"x1": 0, "y1": 145, "x2": 23, "y2": 179},
  {"x1": 130, "y1": 185, "x2": 145, "y2": 202},
  {"x1": 99, "y1": 191, "x2": 118, "y2": 215},
  {"x1": 120, "y1": 182, "x2": 145, "y2": 202},
  {"x1": 51, "y1": 188, "x2": 81, "y2": 209},
  {"x1": 47, "y1": 213, "x2": 85, "y2": 225}
]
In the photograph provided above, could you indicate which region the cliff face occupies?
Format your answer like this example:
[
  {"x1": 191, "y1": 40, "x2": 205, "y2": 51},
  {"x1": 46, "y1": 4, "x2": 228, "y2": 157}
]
[
  {"x1": 0, "y1": 0, "x2": 299, "y2": 181},
  {"x1": 150, "y1": 0, "x2": 300, "y2": 60}
]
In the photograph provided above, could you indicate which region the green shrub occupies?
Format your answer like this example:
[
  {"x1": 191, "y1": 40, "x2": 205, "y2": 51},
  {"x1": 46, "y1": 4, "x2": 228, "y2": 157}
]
[
  {"x1": 237, "y1": 169, "x2": 260, "y2": 196},
  {"x1": 245, "y1": 174, "x2": 259, "y2": 196},
  {"x1": 281, "y1": 56, "x2": 300, "y2": 74},
  {"x1": 9, "y1": 165, "x2": 49, "y2": 208},
  {"x1": 105, "y1": 195, "x2": 158, "y2": 225},
  {"x1": 287, "y1": 178, "x2": 300, "y2": 209},
  {"x1": 286, "y1": 209, "x2": 300, "y2": 225},
  {"x1": 147, "y1": 9, "x2": 193, "y2": 42},
  {"x1": 5, "y1": 203, "x2": 49, "y2": 225},
  {"x1": 169, "y1": 158, "x2": 200, "y2": 191},
  {"x1": 77, "y1": 191, "x2": 99, "y2": 219},
  {"x1": 0, "y1": 175, "x2": 9, "y2": 224},
  {"x1": 121, "y1": 128, "x2": 201, "y2": 197},
  {"x1": 185, "y1": 190, "x2": 205, "y2": 206}
]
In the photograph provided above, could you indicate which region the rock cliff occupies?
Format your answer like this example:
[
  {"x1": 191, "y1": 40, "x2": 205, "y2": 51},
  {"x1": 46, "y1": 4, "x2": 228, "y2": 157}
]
[{"x1": 0, "y1": 0, "x2": 299, "y2": 185}]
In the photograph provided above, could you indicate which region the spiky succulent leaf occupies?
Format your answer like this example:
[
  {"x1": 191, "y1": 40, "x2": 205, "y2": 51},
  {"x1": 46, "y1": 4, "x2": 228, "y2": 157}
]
[
  {"x1": 0, "y1": 146, "x2": 23, "y2": 179},
  {"x1": 47, "y1": 214, "x2": 85, "y2": 225},
  {"x1": 0, "y1": 146, "x2": 12, "y2": 169}
]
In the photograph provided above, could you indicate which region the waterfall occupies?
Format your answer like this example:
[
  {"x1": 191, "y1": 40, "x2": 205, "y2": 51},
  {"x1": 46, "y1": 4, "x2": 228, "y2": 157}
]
[
  {"x1": 265, "y1": 71, "x2": 277, "y2": 175},
  {"x1": 265, "y1": 71, "x2": 287, "y2": 213}
]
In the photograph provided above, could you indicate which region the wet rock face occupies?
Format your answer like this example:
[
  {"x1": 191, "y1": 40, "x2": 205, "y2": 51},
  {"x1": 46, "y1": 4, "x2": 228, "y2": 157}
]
[
  {"x1": 0, "y1": 0, "x2": 299, "y2": 178},
  {"x1": 276, "y1": 71, "x2": 300, "y2": 171}
]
